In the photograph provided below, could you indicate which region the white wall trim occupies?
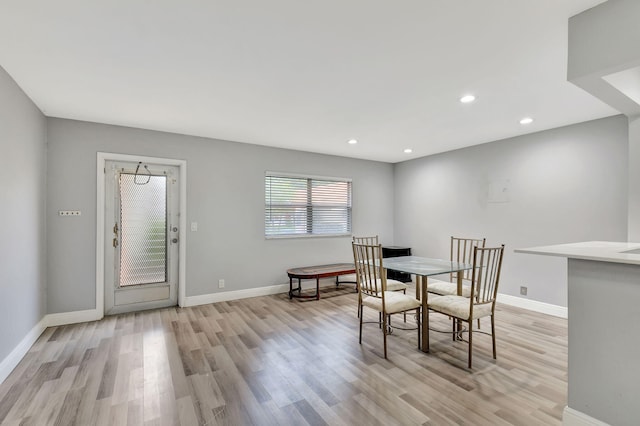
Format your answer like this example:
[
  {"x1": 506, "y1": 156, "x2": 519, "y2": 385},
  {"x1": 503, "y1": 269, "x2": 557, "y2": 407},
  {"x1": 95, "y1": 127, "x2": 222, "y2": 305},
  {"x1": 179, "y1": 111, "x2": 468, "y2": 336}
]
[
  {"x1": 563, "y1": 406, "x2": 610, "y2": 426},
  {"x1": 44, "y1": 309, "x2": 102, "y2": 327},
  {"x1": 181, "y1": 287, "x2": 571, "y2": 315},
  {"x1": 497, "y1": 293, "x2": 568, "y2": 318},
  {"x1": 96, "y1": 152, "x2": 188, "y2": 317},
  {"x1": 0, "y1": 318, "x2": 47, "y2": 384},
  {"x1": 183, "y1": 284, "x2": 291, "y2": 307},
  {"x1": 96, "y1": 154, "x2": 106, "y2": 319},
  {"x1": 0, "y1": 309, "x2": 103, "y2": 385}
]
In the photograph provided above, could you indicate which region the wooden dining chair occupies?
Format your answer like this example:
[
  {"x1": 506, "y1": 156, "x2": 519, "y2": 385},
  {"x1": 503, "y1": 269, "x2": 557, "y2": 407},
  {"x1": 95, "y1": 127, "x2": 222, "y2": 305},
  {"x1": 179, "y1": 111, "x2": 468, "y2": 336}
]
[
  {"x1": 427, "y1": 236, "x2": 486, "y2": 298},
  {"x1": 426, "y1": 244, "x2": 505, "y2": 368},
  {"x1": 352, "y1": 241, "x2": 421, "y2": 359},
  {"x1": 340, "y1": 236, "x2": 410, "y2": 319}
]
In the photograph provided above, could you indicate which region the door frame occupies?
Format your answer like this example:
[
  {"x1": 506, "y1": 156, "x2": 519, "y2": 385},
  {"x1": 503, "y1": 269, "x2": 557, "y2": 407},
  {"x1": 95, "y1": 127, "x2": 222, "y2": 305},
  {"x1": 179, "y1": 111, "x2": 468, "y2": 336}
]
[{"x1": 96, "y1": 152, "x2": 187, "y2": 319}]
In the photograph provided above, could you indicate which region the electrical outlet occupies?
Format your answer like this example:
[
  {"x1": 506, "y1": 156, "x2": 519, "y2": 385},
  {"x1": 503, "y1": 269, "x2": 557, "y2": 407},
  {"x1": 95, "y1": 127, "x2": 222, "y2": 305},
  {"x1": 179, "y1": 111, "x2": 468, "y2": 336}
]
[
  {"x1": 520, "y1": 286, "x2": 528, "y2": 296},
  {"x1": 58, "y1": 210, "x2": 81, "y2": 216},
  {"x1": 218, "y1": 279, "x2": 225, "y2": 289}
]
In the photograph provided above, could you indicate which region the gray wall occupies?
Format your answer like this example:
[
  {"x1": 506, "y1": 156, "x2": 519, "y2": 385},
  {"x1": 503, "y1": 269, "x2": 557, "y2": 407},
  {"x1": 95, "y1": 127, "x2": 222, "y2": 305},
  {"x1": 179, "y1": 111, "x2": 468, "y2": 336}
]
[
  {"x1": 568, "y1": 258, "x2": 640, "y2": 426},
  {"x1": 393, "y1": 115, "x2": 628, "y2": 306},
  {"x1": 568, "y1": 0, "x2": 640, "y2": 117},
  {"x1": 630, "y1": 115, "x2": 640, "y2": 240},
  {"x1": 46, "y1": 118, "x2": 394, "y2": 313},
  {"x1": 568, "y1": 0, "x2": 640, "y2": 241},
  {"x1": 0, "y1": 66, "x2": 47, "y2": 360},
  {"x1": 568, "y1": 0, "x2": 640, "y2": 82}
]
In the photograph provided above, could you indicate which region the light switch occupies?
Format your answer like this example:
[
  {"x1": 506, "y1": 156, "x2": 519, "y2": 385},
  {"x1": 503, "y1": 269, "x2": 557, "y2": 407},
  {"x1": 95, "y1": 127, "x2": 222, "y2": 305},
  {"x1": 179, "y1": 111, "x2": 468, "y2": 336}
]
[{"x1": 191, "y1": 222, "x2": 198, "y2": 231}]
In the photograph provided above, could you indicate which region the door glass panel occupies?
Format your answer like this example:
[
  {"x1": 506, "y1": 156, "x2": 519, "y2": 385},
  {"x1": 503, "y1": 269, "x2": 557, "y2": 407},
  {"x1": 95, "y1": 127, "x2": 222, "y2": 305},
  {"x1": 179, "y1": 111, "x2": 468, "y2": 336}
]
[{"x1": 119, "y1": 173, "x2": 167, "y2": 287}]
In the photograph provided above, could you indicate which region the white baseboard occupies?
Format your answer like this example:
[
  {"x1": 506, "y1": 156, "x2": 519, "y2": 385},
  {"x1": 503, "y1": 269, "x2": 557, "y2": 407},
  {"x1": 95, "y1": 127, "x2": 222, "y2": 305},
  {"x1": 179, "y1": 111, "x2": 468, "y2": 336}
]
[
  {"x1": 183, "y1": 283, "x2": 291, "y2": 307},
  {"x1": 183, "y1": 287, "x2": 568, "y2": 318},
  {"x1": 563, "y1": 406, "x2": 610, "y2": 426},
  {"x1": 0, "y1": 317, "x2": 47, "y2": 384},
  {"x1": 0, "y1": 308, "x2": 103, "y2": 385},
  {"x1": 497, "y1": 293, "x2": 567, "y2": 318},
  {"x1": 44, "y1": 309, "x2": 102, "y2": 327}
]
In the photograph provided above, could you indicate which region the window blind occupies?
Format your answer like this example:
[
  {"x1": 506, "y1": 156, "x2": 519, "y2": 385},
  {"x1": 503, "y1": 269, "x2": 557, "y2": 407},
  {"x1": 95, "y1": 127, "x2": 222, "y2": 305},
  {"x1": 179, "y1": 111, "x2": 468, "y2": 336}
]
[{"x1": 265, "y1": 173, "x2": 352, "y2": 237}]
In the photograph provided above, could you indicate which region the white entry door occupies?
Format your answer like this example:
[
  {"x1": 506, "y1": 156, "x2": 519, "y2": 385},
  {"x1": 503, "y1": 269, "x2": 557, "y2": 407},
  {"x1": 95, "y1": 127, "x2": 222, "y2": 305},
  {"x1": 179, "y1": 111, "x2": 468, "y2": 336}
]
[{"x1": 104, "y1": 160, "x2": 180, "y2": 315}]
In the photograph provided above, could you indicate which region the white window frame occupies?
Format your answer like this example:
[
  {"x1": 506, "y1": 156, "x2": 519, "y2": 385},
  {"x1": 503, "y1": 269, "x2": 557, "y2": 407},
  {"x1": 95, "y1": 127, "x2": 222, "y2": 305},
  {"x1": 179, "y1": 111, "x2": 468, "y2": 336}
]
[{"x1": 265, "y1": 171, "x2": 352, "y2": 239}]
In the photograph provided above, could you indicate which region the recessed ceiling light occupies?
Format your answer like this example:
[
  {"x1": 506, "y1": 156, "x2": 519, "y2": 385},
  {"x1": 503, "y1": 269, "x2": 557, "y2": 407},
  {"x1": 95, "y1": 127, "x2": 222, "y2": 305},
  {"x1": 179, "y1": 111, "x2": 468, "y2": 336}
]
[
  {"x1": 460, "y1": 94, "x2": 476, "y2": 103},
  {"x1": 404, "y1": 148, "x2": 413, "y2": 154},
  {"x1": 520, "y1": 117, "x2": 533, "y2": 125},
  {"x1": 347, "y1": 139, "x2": 358, "y2": 145}
]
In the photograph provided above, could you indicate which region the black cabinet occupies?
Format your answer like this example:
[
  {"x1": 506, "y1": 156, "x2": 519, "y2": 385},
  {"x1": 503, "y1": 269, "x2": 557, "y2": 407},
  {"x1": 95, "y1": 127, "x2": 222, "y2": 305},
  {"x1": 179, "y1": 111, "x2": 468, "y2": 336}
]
[{"x1": 382, "y1": 246, "x2": 412, "y2": 282}]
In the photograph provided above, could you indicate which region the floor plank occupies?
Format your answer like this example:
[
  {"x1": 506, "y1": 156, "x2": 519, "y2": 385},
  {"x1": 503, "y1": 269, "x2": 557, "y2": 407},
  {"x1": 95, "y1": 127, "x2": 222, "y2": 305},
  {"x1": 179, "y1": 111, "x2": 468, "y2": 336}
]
[{"x1": 0, "y1": 286, "x2": 567, "y2": 425}]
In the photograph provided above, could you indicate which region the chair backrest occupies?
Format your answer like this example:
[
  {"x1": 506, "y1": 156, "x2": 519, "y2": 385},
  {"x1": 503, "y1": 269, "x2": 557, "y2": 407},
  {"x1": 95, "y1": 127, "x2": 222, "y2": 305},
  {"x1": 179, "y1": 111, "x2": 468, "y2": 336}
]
[
  {"x1": 353, "y1": 235, "x2": 379, "y2": 245},
  {"x1": 469, "y1": 245, "x2": 505, "y2": 310},
  {"x1": 352, "y1": 242, "x2": 386, "y2": 300},
  {"x1": 450, "y1": 236, "x2": 486, "y2": 283}
]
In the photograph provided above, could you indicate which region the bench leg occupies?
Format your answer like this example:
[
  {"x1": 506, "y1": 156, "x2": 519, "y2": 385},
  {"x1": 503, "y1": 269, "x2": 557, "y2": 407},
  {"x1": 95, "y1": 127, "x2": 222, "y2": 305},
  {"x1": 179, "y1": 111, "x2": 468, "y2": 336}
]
[{"x1": 289, "y1": 277, "x2": 293, "y2": 299}]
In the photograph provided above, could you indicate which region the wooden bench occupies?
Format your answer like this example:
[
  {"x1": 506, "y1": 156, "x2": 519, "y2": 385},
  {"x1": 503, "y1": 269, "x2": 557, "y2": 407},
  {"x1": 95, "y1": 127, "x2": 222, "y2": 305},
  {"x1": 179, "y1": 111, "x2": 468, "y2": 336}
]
[{"x1": 287, "y1": 263, "x2": 356, "y2": 300}]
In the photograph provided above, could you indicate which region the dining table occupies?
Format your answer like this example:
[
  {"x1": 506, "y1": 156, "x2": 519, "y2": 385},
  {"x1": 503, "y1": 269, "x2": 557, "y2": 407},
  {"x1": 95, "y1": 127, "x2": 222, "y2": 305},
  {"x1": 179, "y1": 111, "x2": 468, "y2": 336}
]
[{"x1": 382, "y1": 256, "x2": 474, "y2": 352}]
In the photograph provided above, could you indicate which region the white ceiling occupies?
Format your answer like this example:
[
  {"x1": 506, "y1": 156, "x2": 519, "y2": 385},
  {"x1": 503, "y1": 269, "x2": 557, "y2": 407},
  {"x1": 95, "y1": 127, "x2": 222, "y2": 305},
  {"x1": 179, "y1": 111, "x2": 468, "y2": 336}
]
[{"x1": 0, "y1": 0, "x2": 618, "y2": 163}]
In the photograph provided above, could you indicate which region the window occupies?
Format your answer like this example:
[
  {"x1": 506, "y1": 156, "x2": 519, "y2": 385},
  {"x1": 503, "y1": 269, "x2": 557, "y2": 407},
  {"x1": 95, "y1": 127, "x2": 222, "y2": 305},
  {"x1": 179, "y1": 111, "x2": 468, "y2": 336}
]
[{"x1": 265, "y1": 172, "x2": 352, "y2": 238}]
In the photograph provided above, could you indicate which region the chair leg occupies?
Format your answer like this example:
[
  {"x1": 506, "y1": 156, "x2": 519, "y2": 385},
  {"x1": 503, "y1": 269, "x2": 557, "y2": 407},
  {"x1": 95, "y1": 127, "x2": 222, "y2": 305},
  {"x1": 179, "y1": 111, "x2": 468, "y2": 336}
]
[
  {"x1": 425, "y1": 306, "x2": 430, "y2": 352},
  {"x1": 468, "y1": 321, "x2": 473, "y2": 369},
  {"x1": 416, "y1": 307, "x2": 421, "y2": 349},
  {"x1": 491, "y1": 314, "x2": 497, "y2": 359},
  {"x1": 359, "y1": 305, "x2": 363, "y2": 344},
  {"x1": 403, "y1": 289, "x2": 407, "y2": 323},
  {"x1": 452, "y1": 317, "x2": 456, "y2": 341},
  {"x1": 382, "y1": 312, "x2": 388, "y2": 359}
]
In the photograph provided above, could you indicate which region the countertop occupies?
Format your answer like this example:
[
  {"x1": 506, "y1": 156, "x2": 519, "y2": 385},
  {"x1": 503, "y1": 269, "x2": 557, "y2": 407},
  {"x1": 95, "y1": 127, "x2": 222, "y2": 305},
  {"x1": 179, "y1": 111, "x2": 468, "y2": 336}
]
[{"x1": 514, "y1": 241, "x2": 640, "y2": 265}]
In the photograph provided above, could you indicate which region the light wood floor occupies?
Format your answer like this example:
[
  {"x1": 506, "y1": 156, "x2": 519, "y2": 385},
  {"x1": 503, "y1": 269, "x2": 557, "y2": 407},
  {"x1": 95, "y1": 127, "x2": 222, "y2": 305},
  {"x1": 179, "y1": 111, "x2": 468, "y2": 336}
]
[{"x1": 0, "y1": 284, "x2": 567, "y2": 425}]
